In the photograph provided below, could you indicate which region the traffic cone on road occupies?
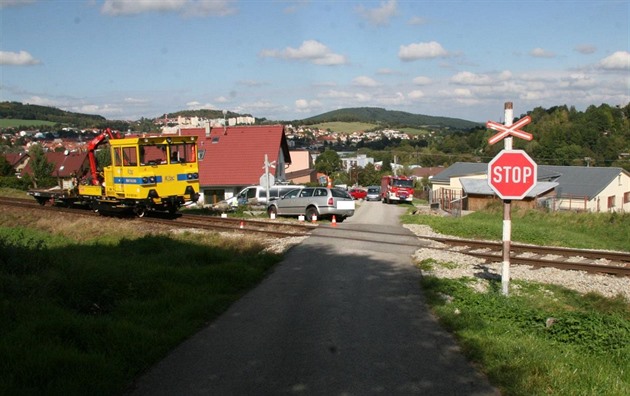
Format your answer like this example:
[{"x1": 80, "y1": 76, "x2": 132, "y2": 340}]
[
  {"x1": 312, "y1": 215, "x2": 317, "y2": 224},
  {"x1": 240, "y1": 220, "x2": 244, "y2": 229},
  {"x1": 331, "y1": 215, "x2": 337, "y2": 227}
]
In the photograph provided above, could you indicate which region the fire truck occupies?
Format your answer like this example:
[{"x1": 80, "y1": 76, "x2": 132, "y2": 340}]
[{"x1": 381, "y1": 175, "x2": 414, "y2": 204}]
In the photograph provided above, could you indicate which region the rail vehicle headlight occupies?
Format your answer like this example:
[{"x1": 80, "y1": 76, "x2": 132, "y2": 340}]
[
  {"x1": 192, "y1": 173, "x2": 198, "y2": 179},
  {"x1": 142, "y1": 177, "x2": 149, "y2": 184},
  {"x1": 149, "y1": 176, "x2": 156, "y2": 183}
]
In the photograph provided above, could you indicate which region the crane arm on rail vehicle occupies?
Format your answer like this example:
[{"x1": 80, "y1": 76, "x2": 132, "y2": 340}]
[{"x1": 87, "y1": 128, "x2": 121, "y2": 186}]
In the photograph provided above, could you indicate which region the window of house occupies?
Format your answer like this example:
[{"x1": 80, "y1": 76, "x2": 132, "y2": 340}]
[
  {"x1": 607, "y1": 195, "x2": 615, "y2": 209},
  {"x1": 624, "y1": 191, "x2": 630, "y2": 204}
]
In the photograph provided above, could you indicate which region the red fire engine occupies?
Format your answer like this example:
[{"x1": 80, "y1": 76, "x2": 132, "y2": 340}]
[{"x1": 381, "y1": 175, "x2": 414, "y2": 204}]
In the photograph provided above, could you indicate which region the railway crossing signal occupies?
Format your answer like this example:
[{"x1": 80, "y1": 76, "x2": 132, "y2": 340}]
[
  {"x1": 487, "y1": 115, "x2": 533, "y2": 145},
  {"x1": 488, "y1": 150, "x2": 537, "y2": 200}
]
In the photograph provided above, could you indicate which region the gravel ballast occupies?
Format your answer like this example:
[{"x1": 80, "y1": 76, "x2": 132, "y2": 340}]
[{"x1": 404, "y1": 224, "x2": 630, "y2": 302}]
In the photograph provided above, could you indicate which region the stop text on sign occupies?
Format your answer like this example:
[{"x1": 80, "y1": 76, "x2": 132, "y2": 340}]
[
  {"x1": 487, "y1": 149, "x2": 538, "y2": 200},
  {"x1": 490, "y1": 165, "x2": 534, "y2": 184}
]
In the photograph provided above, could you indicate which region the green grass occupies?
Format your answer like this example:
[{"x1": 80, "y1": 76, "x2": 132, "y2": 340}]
[
  {"x1": 402, "y1": 204, "x2": 630, "y2": 251},
  {"x1": 418, "y1": 268, "x2": 630, "y2": 396},
  {"x1": 0, "y1": 225, "x2": 282, "y2": 395},
  {"x1": 309, "y1": 121, "x2": 378, "y2": 134},
  {"x1": 409, "y1": 207, "x2": 630, "y2": 395},
  {"x1": 0, "y1": 119, "x2": 57, "y2": 128}
]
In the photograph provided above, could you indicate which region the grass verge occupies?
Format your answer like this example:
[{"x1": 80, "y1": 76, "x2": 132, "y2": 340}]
[
  {"x1": 417, "y1": 261, "x2": 630, "y2": 396},
  {"x1": 408, "y1": 206, "x2": 629, "y2": 395},
  {"x1": 0, "y1": 211, "x2": 283, "y2": 395}
]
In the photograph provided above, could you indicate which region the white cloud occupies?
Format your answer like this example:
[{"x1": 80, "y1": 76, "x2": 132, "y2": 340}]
[
  {"x1": 559, "y1": 73, "x2": 597, "y2": 90},
  {"x1": 101, "y1": 0, "x2": 185, "y2": 15},
  {"x1": 318, "y1": 90, "x2": 355, "y2": 99},
  {"x1": 530, "y1": 47, "x2": 556, "y2": 58},
  {"x1": 376, "y1": 92, "x2": 405, "y2": 106},
  {"x1": 101, "y1": 0, "x2": 237, "y2": 17},
  {"x1": 185, "y1": 101, "x2": 219, "y2": 110},
  {"x1": 408, "y1": 16, "x2": 428, "y2": 26},
  {"x1": 412, "y1": 76, "x2": 432, "y2": 85},
  {"x1": 352, "y1": 76, "x2": 380, "y2": 87},
  {"x1": 399, "y1": 41, "x2": 448, "y2": 61},
  {"x1": 295, "y1": 99, "x2": 323, "y2": 113},
  {"x1": 574, "y1": 44, "x2": 597, "y2": 55},
  {"x1": 260, "y1": 40, "x2": 348, "y2": 66},
  {"x1": 356, "y1": 0, "x2": 398, "y2": 26},
  {"x1": 407, "y1": 90, "x2": 425, "y2": 100},
  {"x1": 498, "y1": 70, "x2": 512, "y2": 81},
  {"x1": 0, "y1": 0, "x2": 35, "y2": 8},
  {"x1": 450, "y1": 71, "x2": 493, "y2": 86},
  {"x1": 124, "y1": 97, "x2": 148, "y2": 104},
  {"x1": 0, "y1": 50, "x2": 40, "y2": 66},
  {"x1": 598, "y1": 51, "x2": 630, "y2": 71}
]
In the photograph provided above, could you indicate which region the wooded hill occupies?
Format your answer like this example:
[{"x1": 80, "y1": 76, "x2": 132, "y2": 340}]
[
  {"x1": 300, "y1": 107, "x2": 481, "y2": 130},
  {"x1": 0, "y1": 101, "x2": 106, "y2": 128}
]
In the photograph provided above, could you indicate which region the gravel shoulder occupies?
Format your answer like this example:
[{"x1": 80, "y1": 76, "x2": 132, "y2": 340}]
[{"x1": 404, "y1": 223, "x2": 630, "y2": 302}]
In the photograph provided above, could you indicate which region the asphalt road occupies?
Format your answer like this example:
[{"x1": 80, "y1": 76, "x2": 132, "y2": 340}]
[{"x1": 128, "y1": 201, "x2": 498, "y2": 395}]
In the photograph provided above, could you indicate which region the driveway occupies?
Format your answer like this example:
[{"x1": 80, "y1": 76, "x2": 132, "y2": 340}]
[{"x1": 128, "y1": 201, "x2": 498, "y2": 395}]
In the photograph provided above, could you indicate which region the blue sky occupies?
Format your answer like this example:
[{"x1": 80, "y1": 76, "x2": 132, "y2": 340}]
[{"x1": 1, "y1": 0, "x2": 629, "y2": 123}]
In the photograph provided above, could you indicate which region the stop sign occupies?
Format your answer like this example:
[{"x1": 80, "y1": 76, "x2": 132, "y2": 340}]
[{"x1": 488, "y1": 150, "x2": 537, "y2": 200}]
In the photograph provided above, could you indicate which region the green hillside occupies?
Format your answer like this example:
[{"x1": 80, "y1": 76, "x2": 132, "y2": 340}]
[
  {"x1": 300, "y1": 107, "x2": 481, "y2": 130},
  {"x1": 0, "y1": 101, "x2": 106, "y2": 127}
]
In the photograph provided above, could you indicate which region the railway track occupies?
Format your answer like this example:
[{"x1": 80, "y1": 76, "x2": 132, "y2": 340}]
[
  {"x1": 0, "y1": 196, "x2": 314, "y2": 238},
  {"x1": 2, "y1": 196, "x2": 628, "y2": 276},
  {"x1": 418, "y1": 235, "x2": 630, "y2": 277}
]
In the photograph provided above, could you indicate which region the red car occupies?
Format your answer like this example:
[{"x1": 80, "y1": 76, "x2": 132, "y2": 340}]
[{"x1": 349, "y1": 188, "x2": 367, "y2": 200}]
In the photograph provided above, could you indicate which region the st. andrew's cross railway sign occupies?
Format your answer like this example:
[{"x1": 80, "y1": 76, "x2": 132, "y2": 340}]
[{"x1": 487, "y1": 115, "x2": 533, "y2": 145}]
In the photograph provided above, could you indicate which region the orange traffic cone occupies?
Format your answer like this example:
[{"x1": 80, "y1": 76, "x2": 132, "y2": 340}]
[
  {"x1": 331, "y1": 215, "x2": 337, "y2": 227},
  {"x1": 327, "y1": 176, "x2": 332, "y2": 188},
  {"x1": 240, "y1": 220, "x2": 244, "y2": 229},
  {"x1": 312, "y1": 215, "x2": 317, "y2": 224}
]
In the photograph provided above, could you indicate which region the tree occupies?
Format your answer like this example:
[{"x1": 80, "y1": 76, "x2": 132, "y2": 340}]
[
  {"x1": 28, "y1": 144, "x2": 55, "y2": 188},
  {"x1": 0, "y1": 155, "x2": 14, "y2": 176},
  {"x1": 358, "y1": 162, "x2": 381, "y2": 186},
  {"x1": 314, "y1": 148, "x2": 342, "y2": 176}
]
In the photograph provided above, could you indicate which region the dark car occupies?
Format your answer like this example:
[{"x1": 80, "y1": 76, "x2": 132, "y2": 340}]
[
  {"x1": 267, "y1": 187, "x2": 355, "y2": 222},
  {"x1": 349, "y1": 188, "x2": 367, "y2": 200}
]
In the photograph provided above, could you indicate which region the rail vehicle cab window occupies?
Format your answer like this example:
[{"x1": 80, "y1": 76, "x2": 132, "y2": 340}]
[
  {"x1": 113, "y1": 147, "x2": 122, "y2": 166},
  {"x1": 169, "y1": 143, "x2": 194, "y2": 164},
  {"x1": 122, "y1": 147, "x2": 138, "y2": 166},
  {"x1": 140, "y1": 144, "x2": 167, "y2": 165}
]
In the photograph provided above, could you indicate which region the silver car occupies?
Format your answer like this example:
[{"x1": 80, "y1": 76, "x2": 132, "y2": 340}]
[
  {"x1": 267, "y1": 187, "x2": 355, "y2": 222},
  {"x1": 366, "y1": 186, "x2": 381, "y2": 201}
]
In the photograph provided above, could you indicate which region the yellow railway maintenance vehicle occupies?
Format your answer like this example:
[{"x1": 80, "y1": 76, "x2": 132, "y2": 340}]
[{"x1": 29, "y1": 129, "x2": 200, "y2": 217}]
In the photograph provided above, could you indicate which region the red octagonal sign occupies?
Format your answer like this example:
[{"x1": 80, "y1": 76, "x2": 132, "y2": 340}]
[{"x1": 488, "y1": 150, "x2": 537, "y2": 200}]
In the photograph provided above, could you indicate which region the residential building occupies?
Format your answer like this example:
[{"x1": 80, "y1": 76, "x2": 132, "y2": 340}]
[
  {"x1": 431, "y1": 162, "x2": 630, "y2": 212},
  {"x1": 180, "y1": 125, "x2": 292, "y2": 205}
]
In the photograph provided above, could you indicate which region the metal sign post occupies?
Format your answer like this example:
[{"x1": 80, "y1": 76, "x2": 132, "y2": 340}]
[{"x1": 486, "y1": 102, "x2": 536, "y2": 296}]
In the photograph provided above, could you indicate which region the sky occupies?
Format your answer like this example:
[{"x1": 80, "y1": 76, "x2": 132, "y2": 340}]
[{"x1": 1, "y1": 0, "x2": 629, "y2": 123}]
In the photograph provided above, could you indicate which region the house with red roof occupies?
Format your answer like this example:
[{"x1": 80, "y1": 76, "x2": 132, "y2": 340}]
[
  {"x1": 179, "y1": 125, "x2": 292, "y2": 205},
  {"x1": 22, "y1": 151, "x2": 90, "y2": 189},
  {"x1": 2, "y1": 152, "x2": 30, "y2": 176}
]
